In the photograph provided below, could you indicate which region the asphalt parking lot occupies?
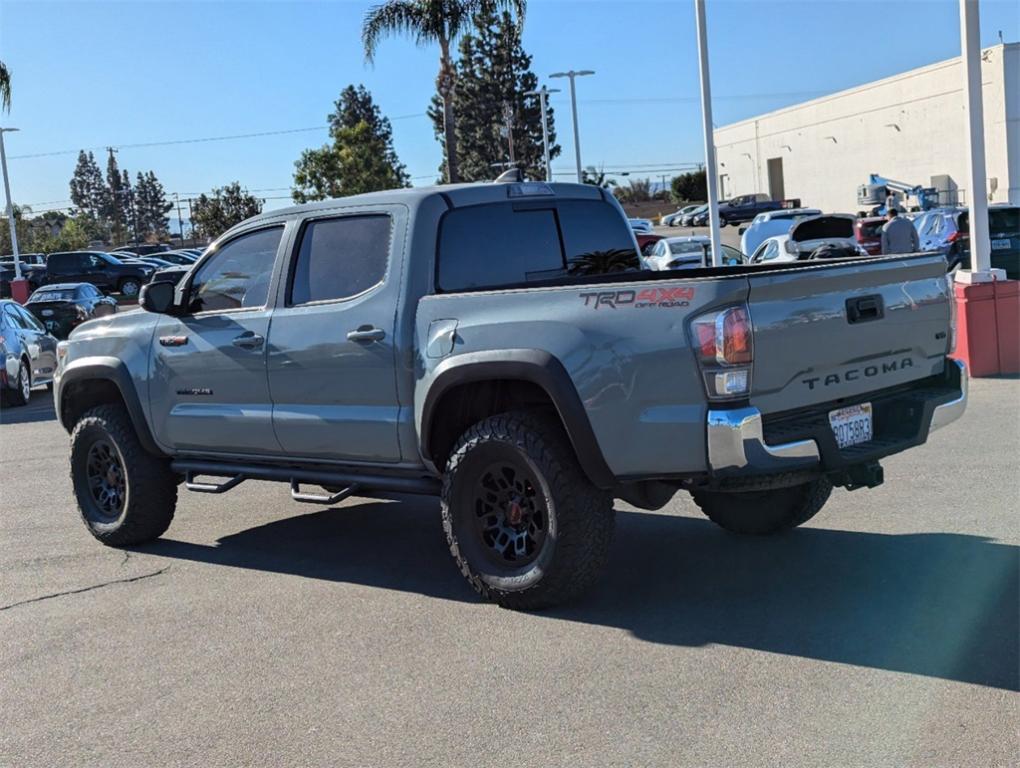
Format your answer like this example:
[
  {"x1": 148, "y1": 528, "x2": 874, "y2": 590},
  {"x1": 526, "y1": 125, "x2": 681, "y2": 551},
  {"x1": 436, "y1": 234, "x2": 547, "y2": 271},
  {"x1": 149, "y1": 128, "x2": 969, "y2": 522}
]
[{"x1": 2, "y1": 378, "x2": 1017, "y2": 767}]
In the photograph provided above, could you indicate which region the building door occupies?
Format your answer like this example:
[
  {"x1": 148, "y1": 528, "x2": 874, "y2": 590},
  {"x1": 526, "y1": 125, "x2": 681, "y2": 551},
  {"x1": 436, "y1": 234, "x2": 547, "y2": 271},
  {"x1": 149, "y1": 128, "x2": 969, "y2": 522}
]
[
  {"x1": 719, "y1": 174, "x2": 730, "y2": 200},
  {"x1": 767, "y1": 157, "x2": 785, "y2": 201}
]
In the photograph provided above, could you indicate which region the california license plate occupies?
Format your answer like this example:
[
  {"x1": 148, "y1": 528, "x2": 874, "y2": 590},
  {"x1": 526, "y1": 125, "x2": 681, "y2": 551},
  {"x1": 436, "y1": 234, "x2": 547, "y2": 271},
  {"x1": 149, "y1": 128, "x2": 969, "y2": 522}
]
[
  {"x1": 41, "y1": 309, "x2": 54, "y2": 316},
  {"x1": 991, "y1": 239, "x2": 1010, "y2": 250},
  {"x1": 829, "y1": 403, "x2": 873, "y2": 449}
]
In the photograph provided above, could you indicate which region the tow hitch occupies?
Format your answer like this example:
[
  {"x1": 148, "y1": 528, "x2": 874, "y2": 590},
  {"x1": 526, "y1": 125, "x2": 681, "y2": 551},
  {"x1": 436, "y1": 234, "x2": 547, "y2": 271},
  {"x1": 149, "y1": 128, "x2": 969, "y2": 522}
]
[{"x1": 830, "y1": 461, "x2": 884, "y2": 491}]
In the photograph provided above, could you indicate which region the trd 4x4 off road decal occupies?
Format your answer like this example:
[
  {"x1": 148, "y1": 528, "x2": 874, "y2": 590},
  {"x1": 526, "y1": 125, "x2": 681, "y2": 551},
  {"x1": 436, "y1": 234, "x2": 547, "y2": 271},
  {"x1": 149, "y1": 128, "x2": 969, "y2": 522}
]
[{"x1": 579, "y1": 286, "x2": 695, "y2": 310}]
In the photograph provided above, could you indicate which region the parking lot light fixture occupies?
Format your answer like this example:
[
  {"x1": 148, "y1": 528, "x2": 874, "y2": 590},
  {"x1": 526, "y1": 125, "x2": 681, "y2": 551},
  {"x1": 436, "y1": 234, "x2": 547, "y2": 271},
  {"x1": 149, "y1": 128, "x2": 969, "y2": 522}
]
[
  {"x1": 0, "y1": 126, "x2": 23, "y2": 284},
  {"x1": 550, "y1": 70, "x2": 595, "y2": 183},
  {"x1": 693, "y1": 0, "x2": 722, "y2": 267},
  {"x1": 524, "y1": 85, "x2": 561, "y2": 182}
]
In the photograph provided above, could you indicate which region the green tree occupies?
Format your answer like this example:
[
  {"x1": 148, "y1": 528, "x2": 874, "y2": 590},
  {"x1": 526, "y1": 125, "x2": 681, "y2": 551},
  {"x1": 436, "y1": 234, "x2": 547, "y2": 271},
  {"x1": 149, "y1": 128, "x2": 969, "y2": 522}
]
[
  {"x1": 191, "y1": 182, "x2": 263, "y2": 239},
  {"x1": 69, "y1": 151, "x2": 108, "y2": 223},
  {"x1": 292, "y1": 85, "x2": 409, "y2": 203},
  {"x1": 427, "y1": 8, "x2": 557, "y2": 182},
  {"x1": 134, "y1": 171, "x2": 172, "y2": 239},
  {"x1": 104, "y1": 150, "x2": 131, "y2": 243},
  {"x1": 0, "y1": 60, "x2": 11, "y2": 111},
  {"x1": 670, "y1": 169, "x2": 707, "y2": 203},
  {"x1": 362, "y1": 0, "x2": 526, "y2": 184}
]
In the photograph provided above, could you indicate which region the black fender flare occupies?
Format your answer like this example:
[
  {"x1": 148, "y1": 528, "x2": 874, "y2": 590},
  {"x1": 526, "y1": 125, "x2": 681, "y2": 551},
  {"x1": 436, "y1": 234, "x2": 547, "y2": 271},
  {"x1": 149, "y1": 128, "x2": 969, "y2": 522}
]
[
  {"x1": 420, "y1": 349, "x2": 616, "y2": 489},
  {"x1": 58, "y1": 357, "x2": 166, "y2": 457}
]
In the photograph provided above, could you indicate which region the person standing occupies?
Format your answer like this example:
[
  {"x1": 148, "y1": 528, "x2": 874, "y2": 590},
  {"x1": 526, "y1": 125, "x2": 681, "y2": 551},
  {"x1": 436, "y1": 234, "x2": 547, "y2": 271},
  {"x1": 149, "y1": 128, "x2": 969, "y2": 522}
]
[{"x1": 880, "y1": 208, "x2": 920, "y2": 255}]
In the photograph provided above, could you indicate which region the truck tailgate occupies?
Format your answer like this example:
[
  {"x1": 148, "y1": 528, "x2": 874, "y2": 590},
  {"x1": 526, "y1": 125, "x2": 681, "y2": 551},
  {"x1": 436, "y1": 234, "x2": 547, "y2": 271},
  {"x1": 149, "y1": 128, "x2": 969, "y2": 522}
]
[{"x1": 747, "y1": 255, "x2": 951, "y2": 414}]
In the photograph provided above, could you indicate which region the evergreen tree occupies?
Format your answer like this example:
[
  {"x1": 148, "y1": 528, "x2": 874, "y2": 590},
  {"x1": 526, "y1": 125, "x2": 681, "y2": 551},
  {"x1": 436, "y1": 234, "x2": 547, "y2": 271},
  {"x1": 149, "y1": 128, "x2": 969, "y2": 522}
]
[
  {"x1": 192, "y1": 182, "x2": 263, "y2": 239},
  {"x1": 670, "y1": 169, "x2": 707, "y2": 203},
  {"x1": 69, "y1": 151, "x2": 108, "y2": 222},
  {"x1": 134, "y1": 171, "x2": 172, "y2": 239},
  {"x1": 428, "y1": 9, "x2": 558, "y2": 182},
  {"x1": 292, "y1": 84, "x2": 410, "y2": 202},
  {"x1": 105, "y1": 150, "x2": 131, "y2": 243}
]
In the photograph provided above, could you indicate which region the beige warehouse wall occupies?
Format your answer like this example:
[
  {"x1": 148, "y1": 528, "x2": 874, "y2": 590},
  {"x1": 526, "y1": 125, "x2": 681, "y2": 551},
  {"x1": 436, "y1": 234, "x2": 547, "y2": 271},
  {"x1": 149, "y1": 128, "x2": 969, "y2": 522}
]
[{"x1": 713, "y1": 43, "x2": 1017, "y2": 213}]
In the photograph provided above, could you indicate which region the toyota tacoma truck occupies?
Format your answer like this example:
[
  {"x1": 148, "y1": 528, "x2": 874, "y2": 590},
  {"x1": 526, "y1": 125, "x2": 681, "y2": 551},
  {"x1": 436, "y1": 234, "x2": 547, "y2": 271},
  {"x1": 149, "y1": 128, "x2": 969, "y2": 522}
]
[{"x1": 53, "y1": 180, "x2": 967, "y2": 610}]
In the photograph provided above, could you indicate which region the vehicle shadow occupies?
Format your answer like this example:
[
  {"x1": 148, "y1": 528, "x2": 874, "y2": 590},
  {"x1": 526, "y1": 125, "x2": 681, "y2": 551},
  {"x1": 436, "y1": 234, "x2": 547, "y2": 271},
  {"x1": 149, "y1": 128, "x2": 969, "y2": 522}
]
[
  {"x1": 145, "y1": 498, "x2": 1019, "y2": 691},
  {"x1": 0, "y1": 390, "x2": 57, "y2": 425}
]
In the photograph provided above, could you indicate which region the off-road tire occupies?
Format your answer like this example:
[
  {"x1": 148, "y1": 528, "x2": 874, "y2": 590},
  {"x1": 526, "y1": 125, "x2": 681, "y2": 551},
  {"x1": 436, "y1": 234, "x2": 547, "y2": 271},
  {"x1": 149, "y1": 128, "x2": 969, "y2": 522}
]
[
  {"x1": 692, "y1": 478, "x2": 833, "y2": 535},
  {"x1": 118, "y1": 278, "x2": 141, "y2": 298},
  {"x1": 441, "y1": 410, "x2": 614, "y2": 611},
  {"x1": 70, "y1": 404, "x2": 177, "y2": 546},
  {"x1": 7, "y1": 358, "x2": 31, "y2": 406}
]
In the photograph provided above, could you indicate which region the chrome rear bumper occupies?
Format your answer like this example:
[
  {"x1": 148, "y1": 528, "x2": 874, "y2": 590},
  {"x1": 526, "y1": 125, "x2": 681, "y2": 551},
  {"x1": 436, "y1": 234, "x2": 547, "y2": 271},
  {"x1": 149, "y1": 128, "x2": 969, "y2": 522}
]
[{"x1": 706, "y1": 359, "x2": 968, "y2": 474}]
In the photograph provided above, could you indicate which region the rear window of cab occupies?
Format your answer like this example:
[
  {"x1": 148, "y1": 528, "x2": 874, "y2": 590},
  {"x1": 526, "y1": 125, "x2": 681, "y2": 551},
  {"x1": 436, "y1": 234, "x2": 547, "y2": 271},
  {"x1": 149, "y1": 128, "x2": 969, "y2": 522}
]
[{"x1": 436, "y1": 199, "x2": 638, "y2": 292}]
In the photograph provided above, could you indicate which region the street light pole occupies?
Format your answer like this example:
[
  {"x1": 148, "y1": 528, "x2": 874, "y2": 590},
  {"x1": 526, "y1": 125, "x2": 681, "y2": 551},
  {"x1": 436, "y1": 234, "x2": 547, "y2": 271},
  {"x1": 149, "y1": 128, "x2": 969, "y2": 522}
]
[
  {"x1": 0, "y1": 127, "x2": 27, "y2": 301},
  {"x1": 524, "y1": 85, "x2": 561, "y2": 182},
  {"x1": 693, "y1": 0, "x2": 723, "y2": 267},
  {"x1": 550, "y1": 70, "x2": 594, "y2": 183}
]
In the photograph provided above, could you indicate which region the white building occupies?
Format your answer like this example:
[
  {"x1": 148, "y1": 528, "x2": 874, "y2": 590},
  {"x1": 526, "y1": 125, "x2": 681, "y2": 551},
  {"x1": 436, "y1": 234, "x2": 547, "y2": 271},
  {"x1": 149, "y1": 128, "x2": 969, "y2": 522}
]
[{"x1": 713, "y1": 42, "x2": 1019, "y2": 213}]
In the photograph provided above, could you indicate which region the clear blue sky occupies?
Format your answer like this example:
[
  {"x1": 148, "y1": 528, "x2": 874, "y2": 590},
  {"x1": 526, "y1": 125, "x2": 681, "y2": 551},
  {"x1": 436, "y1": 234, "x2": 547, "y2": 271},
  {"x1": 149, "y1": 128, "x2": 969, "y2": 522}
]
[{"x1": 2, "y1": 0, "x2": 1017, "y2": 218}]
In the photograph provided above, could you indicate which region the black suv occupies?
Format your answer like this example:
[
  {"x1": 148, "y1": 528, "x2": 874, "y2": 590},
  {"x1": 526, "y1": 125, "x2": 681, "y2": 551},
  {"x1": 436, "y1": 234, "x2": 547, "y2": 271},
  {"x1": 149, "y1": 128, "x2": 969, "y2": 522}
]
[
  {"x1": 112, "y1": 243, "x2": 171, "y2": 257},
  {"x1": 44, "y1": 251, "x2": 155, "y2": 298}
]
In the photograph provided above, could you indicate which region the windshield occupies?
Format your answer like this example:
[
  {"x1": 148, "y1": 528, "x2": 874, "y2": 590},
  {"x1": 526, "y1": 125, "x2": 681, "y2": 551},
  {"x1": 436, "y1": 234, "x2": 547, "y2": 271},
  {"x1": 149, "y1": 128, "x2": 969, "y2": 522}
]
[
  {"x1": 668, "y1": 241, "x2": 708, "y2": 256},
  {"x1": 99, "y1": 253, "x2": 124, "y2": 265}
]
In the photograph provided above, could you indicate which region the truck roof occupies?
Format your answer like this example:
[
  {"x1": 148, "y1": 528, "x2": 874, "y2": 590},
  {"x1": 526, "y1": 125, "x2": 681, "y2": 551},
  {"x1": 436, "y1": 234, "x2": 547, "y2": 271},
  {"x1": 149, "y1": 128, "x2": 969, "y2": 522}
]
[{"x1": 242, "y1": 181, "x2": 606, "y2": 226}]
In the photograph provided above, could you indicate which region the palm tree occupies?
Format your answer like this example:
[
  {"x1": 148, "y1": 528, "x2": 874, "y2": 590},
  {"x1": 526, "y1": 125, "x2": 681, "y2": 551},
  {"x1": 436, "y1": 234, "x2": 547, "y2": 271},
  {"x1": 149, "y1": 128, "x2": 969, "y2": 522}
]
[
  {"x1": 0, "y1": 61, "x2": 11, "y2": 112},
  {"x1": 362, "y1": 0, "x2": 525, "y2": 184}
]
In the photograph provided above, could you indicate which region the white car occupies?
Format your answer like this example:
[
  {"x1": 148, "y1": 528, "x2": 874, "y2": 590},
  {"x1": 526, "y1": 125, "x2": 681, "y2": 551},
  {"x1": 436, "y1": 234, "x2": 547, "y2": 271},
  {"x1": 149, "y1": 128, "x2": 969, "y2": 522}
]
[
  {"x1": 660, "y1": 205, "x2": 702, "y2": 227},
  {"x1": 643, "y1": 236, "x2": 744, "y2": 271},
  {"x1": 628, "y1": 218, "x2": 654, "y2": 234},
  {"x1": 747, "y1": 214, "x2": 868, "y2": 264},
  {"x1": 739, "y1": 207, "x2": 822, "y2": 256}
]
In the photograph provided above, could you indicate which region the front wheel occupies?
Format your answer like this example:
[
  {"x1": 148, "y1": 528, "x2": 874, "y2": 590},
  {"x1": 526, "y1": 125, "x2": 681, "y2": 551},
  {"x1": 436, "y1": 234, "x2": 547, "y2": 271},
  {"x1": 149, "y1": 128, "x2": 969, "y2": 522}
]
[
  {"x1": 70, "y1": 404, "x2": 178, "y2": 546},
  {"x1": 692, "y1": 478, "x2": 833, "y2": 535},
  {"x1": 441, "y1": 411, "x2": 614, "y2": 611},
  {"x1": 118, "y1": 278, "x2": 141, "y2": 298}
]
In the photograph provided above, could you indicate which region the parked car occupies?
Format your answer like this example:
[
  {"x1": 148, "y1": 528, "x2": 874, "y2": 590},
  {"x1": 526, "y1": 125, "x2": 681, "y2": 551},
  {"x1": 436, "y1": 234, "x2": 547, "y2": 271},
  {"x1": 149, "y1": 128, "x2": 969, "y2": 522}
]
[
  {"x1": 628, "y1": 218, "x2": 654, "y2": 234},
  {"x1": 1, "y1": 298, "x2": 58, "y2": 406},
  {"x1": 642, "y1": 236, "x2": 743, "y2": 270},
  {"x1": 111, "y1": 243, "x2": 171, "y2": 256},
  {"x1": 946, "y1": 201, "x2": 1020, "y2": 277},
  {"x1": 43, "y1": 251, "x2": 155, "y2": 298},
  {"x1": 150, "y1": 264, "x2": 192, "y2": 285},
  {"x1": 24, "y1": 283, "x2": 119, "y2": 339},
  {"x1": 661, "y1": 205, "x2": 702, "y2": 227},
  {"x1": 740, "y1": 208, "x2": 823, "y2": 255},
  {"x1": 635, "y1": 232, "x2": 664, "y2": 256},
  {"x1": 680, "y1": 204, "x2": 708, "y2": 227},
  {"x1": 0, "y1": 254, "x2": 48, "y2": 297},
  {"x1": 53, "y1": 180, "x2": 965, "y2": 611},
  {"x1": 156, "y1": 250, "x2": 199, "y2": 265},
  {"x1": 854, "y1": 216, "x2": 887, "y2": 256},
  {"x1": 718, "y1": 193, "x2": 785, "y2": 226},
  {"x1": 748, "y1": 215, "x2": 867, "y2": 263}
]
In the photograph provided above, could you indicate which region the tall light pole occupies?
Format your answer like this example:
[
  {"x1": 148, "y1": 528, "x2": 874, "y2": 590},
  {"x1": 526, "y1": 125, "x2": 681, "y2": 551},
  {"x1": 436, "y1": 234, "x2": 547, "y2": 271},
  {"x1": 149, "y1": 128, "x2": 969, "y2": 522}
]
[
  {"x1": 549, "y1": 70, "x2": 594, "y2": 183},
  {"x1": 524, "y1": 85, "x2": 560, "y2": 182},
  {"x1": 0, "y1": 126, "x2": 27, "y2": 301},
  {"x1": 694, "y1": 0, "x2": 722, "y2": 266}
]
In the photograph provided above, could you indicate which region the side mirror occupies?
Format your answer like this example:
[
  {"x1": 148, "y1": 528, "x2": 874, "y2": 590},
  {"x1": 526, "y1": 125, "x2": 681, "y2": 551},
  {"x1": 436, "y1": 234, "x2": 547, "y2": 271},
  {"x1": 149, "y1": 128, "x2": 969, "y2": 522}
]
[
  {"x1": 139, "y1": 281, "x2": 176, "y2": 314},
  {"x1": 784, "y1": 239, "x2": 799, "y2": 255}
]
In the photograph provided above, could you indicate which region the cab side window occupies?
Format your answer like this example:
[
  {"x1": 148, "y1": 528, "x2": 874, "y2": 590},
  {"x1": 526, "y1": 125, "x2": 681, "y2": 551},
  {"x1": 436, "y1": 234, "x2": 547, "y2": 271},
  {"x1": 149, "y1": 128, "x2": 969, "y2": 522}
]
[
  {"x1": 288, "y1": 215, "x2": 391, "y2": 305},
  {"x1": 188, "y1": 227, "x2": 283, "y2": 313}
]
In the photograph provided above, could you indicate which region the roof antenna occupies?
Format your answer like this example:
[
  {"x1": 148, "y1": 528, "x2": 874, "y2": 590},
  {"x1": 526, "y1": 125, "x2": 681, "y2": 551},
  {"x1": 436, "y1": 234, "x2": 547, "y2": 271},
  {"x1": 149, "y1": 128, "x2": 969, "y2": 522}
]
[{"x1": 494, "y1": 167, "x2": 524, "y2": 183}]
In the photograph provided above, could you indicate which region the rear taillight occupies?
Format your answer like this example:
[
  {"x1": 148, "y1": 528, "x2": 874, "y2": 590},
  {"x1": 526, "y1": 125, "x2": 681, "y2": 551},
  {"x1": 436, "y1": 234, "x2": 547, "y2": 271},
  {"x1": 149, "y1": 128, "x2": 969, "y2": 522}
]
[
  {"x1": 947, "y1": 231, "x2": 960, "y2": 243},
  {"x1": 689, "y1": 306, "x2": 753, "y2": 399}
]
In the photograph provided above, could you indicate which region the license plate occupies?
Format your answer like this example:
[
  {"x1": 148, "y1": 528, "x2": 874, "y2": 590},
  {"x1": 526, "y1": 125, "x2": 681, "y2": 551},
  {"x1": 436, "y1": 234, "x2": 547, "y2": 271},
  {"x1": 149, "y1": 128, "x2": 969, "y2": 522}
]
[
  {"x1": 991, "y1": 239, "x2": 1010, "y2": 250},
  {"x1": 829, "y1": 403, "x2": 873, "y2": 449},
  {"x1": 41, "y1": 309, "x2": 54, "y2": 316}
]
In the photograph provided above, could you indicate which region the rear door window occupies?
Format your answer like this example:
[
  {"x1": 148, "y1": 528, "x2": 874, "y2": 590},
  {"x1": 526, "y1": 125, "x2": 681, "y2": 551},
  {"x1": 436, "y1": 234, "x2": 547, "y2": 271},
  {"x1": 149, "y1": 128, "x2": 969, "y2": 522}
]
[{"x1": 289, "y1": 215, "x2": 391, "y2": 305}]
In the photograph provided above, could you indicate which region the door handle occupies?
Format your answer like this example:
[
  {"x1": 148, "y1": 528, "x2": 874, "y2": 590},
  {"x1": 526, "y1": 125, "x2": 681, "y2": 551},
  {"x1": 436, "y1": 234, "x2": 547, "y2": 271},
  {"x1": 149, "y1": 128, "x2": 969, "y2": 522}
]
[
  {"x1": 347, "y1": 326, "x2": 385, "y2": 343},
  {"x1": 232, "y1": 331, "x2": 265, "y2": 349}
]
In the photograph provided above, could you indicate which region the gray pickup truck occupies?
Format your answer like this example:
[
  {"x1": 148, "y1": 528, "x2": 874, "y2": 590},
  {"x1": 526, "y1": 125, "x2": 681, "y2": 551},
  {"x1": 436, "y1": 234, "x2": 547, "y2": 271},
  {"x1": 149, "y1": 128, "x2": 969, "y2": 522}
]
[{"x1": 53, "y1": 180, "x2": 967, "y2": 610}]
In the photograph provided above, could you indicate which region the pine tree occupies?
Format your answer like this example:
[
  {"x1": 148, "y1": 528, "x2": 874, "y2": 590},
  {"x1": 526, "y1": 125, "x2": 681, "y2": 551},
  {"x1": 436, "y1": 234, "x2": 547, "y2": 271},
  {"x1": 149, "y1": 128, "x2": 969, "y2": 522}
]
[
  {"x1": 292, "y1": 84, "x2": 410, "y2": 202},
  {"x1": 428, "y1": 9, "x2": 559, "y2": 182},
  {"x1": 105, "y1": 150, "x2": 130, "y2": 243},
  {"x1": 134, "y1": 171, "x2": 172, "y2": 239},
  {"x1": 69, "y1": 151, "x2": 108, "y2": 223}
]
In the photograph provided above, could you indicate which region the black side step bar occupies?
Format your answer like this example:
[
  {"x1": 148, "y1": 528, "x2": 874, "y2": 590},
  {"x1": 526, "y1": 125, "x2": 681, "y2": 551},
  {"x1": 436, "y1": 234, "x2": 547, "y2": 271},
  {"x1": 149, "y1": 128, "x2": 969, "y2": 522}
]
[{"x1": 172, "y1": 459, "x2": 441, "y2": 500}]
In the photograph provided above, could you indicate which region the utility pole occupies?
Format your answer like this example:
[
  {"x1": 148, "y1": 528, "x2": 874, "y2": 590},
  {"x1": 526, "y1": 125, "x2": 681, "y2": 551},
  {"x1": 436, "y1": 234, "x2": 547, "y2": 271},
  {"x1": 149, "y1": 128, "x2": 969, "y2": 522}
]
[
  {"x1": 174, "y1": 193, "x2": 185, "y2": 246},
  {"x1": 0, "y1": 126, "x2": 28, "y2": 303},
  {"x1": 185, "y1": 198, "x2": 194, "y2": 246},
  {"x1": 549, "y1": 70, "x2": 594, "y2": 183},
  {"x1": 694, "y1": 0, "x2": 723, "y2": 267},
  {"x1": 524, "y1": 85, "x2": 560, "y2": 182}
]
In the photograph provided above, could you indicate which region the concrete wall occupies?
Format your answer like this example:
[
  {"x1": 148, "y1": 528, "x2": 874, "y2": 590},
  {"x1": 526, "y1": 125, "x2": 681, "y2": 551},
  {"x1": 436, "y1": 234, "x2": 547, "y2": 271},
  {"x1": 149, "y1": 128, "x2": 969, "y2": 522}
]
[{"x1": 713, "y1": 43, "x2": 1018, "y2": 213}]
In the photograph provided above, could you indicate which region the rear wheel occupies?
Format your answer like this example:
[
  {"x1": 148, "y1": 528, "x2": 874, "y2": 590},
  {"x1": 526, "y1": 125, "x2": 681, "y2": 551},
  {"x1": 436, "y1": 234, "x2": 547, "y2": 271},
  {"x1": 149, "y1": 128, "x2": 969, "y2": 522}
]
[
  {"x1": 70, "y1": 404, "x2": 177, "y2": 546},
  {"x1": 692, "y1": 478, "x2": 833, "y2": 535},
  {"x1": 441, "y1": 411, "x2": 614, "y2": 611},
  {"x1": 7, "y1": 358, "x2": 31, "y2": 406}
]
